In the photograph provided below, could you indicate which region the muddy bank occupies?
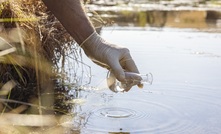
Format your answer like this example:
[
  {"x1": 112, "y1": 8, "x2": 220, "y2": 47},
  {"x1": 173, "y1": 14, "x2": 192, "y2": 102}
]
[
  {"x1": 87, "y1": 3, "x2": 221, "y2": 32},
  {"x1": 88, "y1": 0, "x2": 221, "y2": 9}
]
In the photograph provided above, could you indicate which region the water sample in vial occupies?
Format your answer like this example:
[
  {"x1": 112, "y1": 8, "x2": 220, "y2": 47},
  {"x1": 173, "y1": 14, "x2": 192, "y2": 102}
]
[{"x1": 107, "y1": 71, "x2": 153, "y2": 93}]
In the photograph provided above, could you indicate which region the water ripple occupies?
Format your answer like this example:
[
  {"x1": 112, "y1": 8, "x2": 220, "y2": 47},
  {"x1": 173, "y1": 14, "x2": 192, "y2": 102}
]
[
  {"x1": 83, "y1": 98, "x2": 184, "y2": 133},
  {"x1": 77, "y1": 83, "x2": 221, "y2": 133}
]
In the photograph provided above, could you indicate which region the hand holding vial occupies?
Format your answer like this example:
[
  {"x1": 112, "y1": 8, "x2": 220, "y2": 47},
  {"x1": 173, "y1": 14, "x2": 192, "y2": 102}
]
[{"x1": 107, "y1": 71, "x2": 153, "y2": 93}]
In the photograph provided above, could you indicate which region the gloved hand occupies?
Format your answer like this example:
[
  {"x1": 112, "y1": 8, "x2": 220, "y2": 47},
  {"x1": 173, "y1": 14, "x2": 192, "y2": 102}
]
[{"x1": 81, "y1": 31, "x2": 143, "y2": 91}]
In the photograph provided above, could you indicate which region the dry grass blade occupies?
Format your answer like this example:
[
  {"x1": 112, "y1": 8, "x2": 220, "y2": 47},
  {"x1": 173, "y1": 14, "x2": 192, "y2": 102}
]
[
  {"x1": 0, "y1": 80, "x2": 16, "y2": 96},
  {"x1": 0, "y1": 113, "x2": 57, "y2": 126},
  {"x1": 0, "y1": 17, "x2": 39, "y2": 22},
  {"x1": 0, "y1": 37, "x2": 14, "y2": 50},
  {"x1": 8, "y1": 104, "x2": 28, "y2": 114},
  {"x1": 0, "y1": 36, "x2": 17, "y2": 56},
  {"x1": 0, "y1": 47, "x2": 16, "y2": 57}
]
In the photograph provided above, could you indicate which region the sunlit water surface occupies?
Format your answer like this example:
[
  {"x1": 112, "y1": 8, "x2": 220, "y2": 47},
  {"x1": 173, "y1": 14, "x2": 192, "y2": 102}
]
[{"x1": 66, "y1": 27, "x2": 221, "y2": 134}]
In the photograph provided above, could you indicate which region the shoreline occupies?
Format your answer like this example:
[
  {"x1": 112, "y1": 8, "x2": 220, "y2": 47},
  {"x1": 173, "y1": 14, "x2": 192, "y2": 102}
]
[{"x1": 86, "y1": 4, "x2": 221, "y2": 33}]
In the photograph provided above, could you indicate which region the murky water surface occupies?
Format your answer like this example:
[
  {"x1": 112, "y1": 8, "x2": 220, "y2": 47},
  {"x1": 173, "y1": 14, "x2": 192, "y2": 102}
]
[{"x1": 66, "y1": 27, "x2": 221, "y2": 134}]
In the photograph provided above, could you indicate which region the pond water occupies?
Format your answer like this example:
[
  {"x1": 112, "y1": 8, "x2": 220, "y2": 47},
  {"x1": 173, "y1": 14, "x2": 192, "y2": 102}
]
[{"x1": 65, "y1": 27, "x2": 221, "y2": 134}]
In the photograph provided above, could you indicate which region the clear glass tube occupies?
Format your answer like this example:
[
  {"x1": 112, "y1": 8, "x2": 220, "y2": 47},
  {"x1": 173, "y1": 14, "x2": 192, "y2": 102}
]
[
  {"x1": 107, "y1": 72, "x2": 153, "y2": 93},
  {"x1": 137, "y1": 73, "x2": 153, "y2": 85}
]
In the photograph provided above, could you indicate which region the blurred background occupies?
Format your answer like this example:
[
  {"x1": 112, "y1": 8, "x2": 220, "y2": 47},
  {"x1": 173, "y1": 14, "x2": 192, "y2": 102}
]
[{"x1": 86, "y1": 0, "x2": 221, "y2": 32}]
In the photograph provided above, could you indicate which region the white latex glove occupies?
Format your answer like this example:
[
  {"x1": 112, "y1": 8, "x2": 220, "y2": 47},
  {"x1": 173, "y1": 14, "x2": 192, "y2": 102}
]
[{"x1": 81, "y1": 32, "x2": 143, "y2": 91}]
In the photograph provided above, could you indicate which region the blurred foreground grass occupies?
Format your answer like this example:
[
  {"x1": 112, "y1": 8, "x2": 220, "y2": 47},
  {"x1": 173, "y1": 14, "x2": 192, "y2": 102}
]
[{"x1": 0, "y1": 0, "x2": 93, "y2": 133}]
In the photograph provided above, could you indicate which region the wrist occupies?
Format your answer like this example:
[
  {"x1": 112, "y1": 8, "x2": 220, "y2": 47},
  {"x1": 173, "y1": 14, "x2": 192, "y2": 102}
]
[
  {"x1": 80, "y1": 31, "x2": 111, "y2": 64},
  {"x1": 80, "y1": 31, "x2": 97, "y2": 48}
]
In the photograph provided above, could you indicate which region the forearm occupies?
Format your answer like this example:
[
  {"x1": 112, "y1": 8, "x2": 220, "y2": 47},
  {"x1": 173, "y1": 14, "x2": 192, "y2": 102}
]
[{"x1": 42, "y1": 0, "x2": 95, "y2": 44}]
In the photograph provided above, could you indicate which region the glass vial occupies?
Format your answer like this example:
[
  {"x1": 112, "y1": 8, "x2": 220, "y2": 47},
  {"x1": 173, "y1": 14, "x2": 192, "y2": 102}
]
[{"x1": 107, "y1": 71, "x2": 153, "y2": 93}]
